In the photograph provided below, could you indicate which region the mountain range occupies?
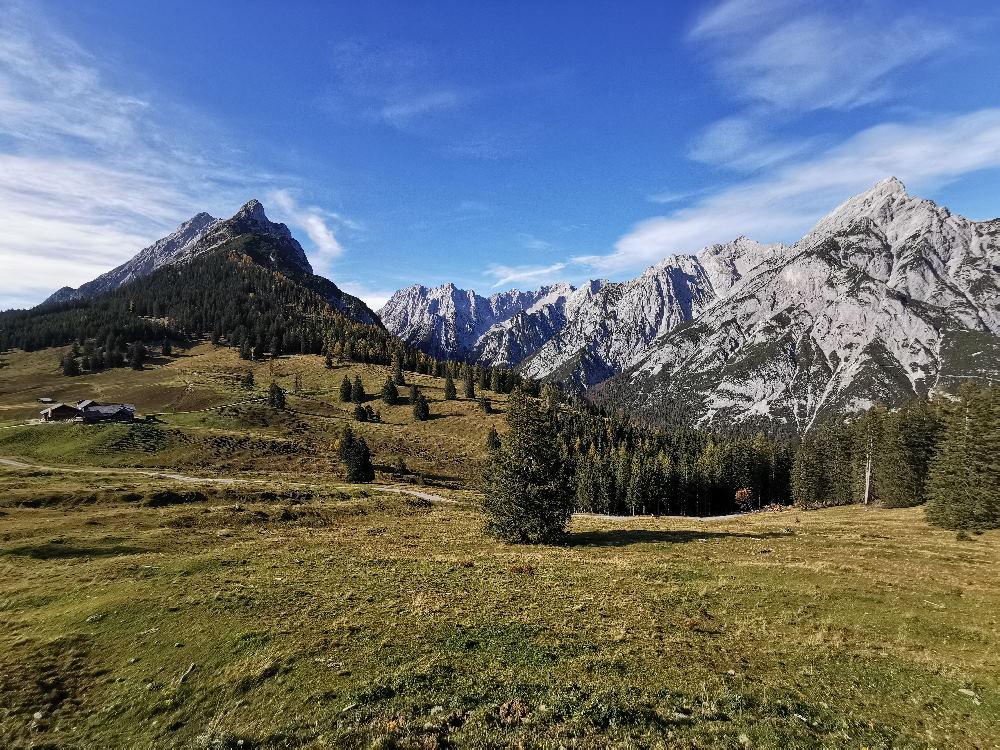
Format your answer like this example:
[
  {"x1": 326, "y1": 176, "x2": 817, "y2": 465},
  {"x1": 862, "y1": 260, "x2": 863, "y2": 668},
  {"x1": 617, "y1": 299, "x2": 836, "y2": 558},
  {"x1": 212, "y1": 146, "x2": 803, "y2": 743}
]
[
  {"x1": 29, "y1": 178, "x2": 1000, "y2": 433},
  {"x1": 380, "y1": 178, "x2": 1000, "y2": 432}
]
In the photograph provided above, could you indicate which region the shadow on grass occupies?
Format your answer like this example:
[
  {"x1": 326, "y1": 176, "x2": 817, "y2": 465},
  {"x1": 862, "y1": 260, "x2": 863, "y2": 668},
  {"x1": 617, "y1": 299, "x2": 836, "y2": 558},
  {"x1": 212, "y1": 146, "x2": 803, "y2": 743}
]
[
  {"x1": 565, "y1": 529, "x2": 786, "y2": 547},
  {"x1": 2, "y1": 541, "x2": 148, "y2": 559}
]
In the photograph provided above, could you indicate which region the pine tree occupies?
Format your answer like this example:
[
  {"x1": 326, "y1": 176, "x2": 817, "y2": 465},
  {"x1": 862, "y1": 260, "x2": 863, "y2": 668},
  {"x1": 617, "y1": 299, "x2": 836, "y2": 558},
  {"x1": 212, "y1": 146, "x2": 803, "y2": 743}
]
[
  {"x1": 129, "y1": 343, "x2": 146, "y2": 370},
  {"x1": 62, "y1": 355, "x2": 80, "y2": 377},
  {"x1": 353, "y1": 403, "x2": 368, "y2": 422},
  {"x1": 478, "y1": 395, "x2": 491, "y2": 414},
  {"x1": 412, "y1": 393, "x2": 430, "y2": 421},
  {"x1": 342, "y1": 430, "x2": 375, "y2": 483},
  {"x1": 879, "y1": 398, "x2": 943, "y2": 508},
  {"x1": 268, "y1": 382, "x2": 286, "y2": 409},
  {"x1": 463, "y1": 368, "x2": 475, "y2": 399},
  {"x1": 393, "y1": 357, "x2": 406, "y2": 386},
  {"x1": 409, "y1": 384, "x2": 419, "y2": 405},
  {"x1": 325, "y1": 353, "x2": 333, "y2": 369},
  {"x1": 339, "y1": 375, "x2": 352, "y2": 402},
  {"x1": 241, "y1": 370, "x2": 255, "y2": 390},
  {"x1": 239, "y1": 340, "x2": 253, "y2": 360},
  {"x1": 481, "y1": 388, "x2": 574, "y2": 543},
  {"x1": 925, "y1": 385, "x2": 1000, "y2": 529},
  {"x1": 351, "y1": 375, "x2": 365, "y2": 404},
  {"x1": 443, "y1": 373, "x2": 457, "y2": 400},
  {"x1": 161, "y1": 339, "x2": 172, "y2": 357},
  {"x1": 486, "y1": 426, "x2": 501, "y2": 453},
  {"x1": 381, "y1": 376, "x2": 399, "y2": 406}
]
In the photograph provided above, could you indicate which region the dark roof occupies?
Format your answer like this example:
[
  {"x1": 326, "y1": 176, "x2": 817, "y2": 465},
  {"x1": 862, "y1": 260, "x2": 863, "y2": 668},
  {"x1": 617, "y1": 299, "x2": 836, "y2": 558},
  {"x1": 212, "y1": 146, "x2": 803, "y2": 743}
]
[
  {"x1": 82, "y1": 403, "x2": 135, "y2": 416},
  {"x1": 76, "y1": 399, "x2": 99, "y2": 408}
]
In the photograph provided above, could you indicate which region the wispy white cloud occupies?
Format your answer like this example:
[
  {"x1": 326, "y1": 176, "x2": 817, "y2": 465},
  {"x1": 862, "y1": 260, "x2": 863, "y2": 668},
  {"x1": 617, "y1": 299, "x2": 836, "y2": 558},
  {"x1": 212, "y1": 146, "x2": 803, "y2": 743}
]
[
  {"x1": 517, "y1": 233, "x2": 552, "y2": 251},
  {"x1": 268, "y1": 189, "x2": 347, "y2": 264},
  {"x1": 578, "y1": 109, "x2": 1000, "y2": 273},
  {"x1": 486, "y1": 262, "x2": 567, "y2": 288},
  {"x1": 0, "y1": 1, "x2": 291, "y2": 309},
  {"x1": 691, "y1": 0, "x2": 954, "y2": 113},
  {"x1": 686, "y1": 0, "x2": 959, "y2": 175}
]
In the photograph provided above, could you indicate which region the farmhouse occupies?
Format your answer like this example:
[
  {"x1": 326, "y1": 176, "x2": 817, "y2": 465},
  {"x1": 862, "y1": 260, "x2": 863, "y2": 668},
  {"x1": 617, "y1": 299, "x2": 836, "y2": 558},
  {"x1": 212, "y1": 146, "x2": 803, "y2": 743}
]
[
  {"x1": 40, "y1": 403, "x2": 81, "y2": 421},
  {"x1": 80, "y1": 403, "x2": 136, "y2": 423}
]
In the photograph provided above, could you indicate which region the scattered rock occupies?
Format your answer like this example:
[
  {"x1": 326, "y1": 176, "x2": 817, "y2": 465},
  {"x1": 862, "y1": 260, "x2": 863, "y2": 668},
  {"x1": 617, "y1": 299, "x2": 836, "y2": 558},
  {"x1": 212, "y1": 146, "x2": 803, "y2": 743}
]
[
  {"x1": 430, "y1": 705, "x2": 445, "y2": 716},
  {"x1": 32, "y1": 711, "x2": 44, "y2": 721}
]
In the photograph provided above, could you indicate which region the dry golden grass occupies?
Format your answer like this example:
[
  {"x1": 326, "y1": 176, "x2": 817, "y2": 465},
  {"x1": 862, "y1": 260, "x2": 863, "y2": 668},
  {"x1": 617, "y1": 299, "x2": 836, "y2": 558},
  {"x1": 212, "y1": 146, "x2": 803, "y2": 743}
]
[{"x1": 0, "y1": 464, "x2": 997, "y2": 748}]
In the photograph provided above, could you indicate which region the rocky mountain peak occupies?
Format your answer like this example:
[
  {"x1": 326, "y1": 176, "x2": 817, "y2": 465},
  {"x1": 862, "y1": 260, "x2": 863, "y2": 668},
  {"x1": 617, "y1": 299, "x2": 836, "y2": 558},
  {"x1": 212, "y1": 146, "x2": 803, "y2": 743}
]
[{"x1": 225, "y1": 199, "x2": 292, "y2": 238}]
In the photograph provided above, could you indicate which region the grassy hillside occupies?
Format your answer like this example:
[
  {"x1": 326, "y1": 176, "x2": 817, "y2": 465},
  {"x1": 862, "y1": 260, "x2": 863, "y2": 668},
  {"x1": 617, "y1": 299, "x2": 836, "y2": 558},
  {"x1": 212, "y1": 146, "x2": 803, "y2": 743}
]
[
  {"x1": 1, "y1": 344, "x2": 997, "y2": 747},
  {"x1": 0, "y1": 344, "x2": 509, "y2": 484},
  {"x1": 0, "y1": 465, "x2": 997, "y2": 748}
]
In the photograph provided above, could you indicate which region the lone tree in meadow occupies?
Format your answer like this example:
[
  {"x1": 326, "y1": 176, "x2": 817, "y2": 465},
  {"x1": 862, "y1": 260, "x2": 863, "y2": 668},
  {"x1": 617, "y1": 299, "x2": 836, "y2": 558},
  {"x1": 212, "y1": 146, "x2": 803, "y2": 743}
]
[
  {"x1": 463, "y1": 368, "x2": 475, "y2": 399},
  {"x1": 241, "y1": 370, "x2": 255, "y2": 390},
  {"x1": 268, "y1": 382, "x2": 287, "y2": 409},
  {"x1": 409, "y1": 384, "x2": 419, "y2": 405},
  {"x1": 481, "y1": 387, "x2": 573, "y2": 544},
  {"x1": 443, "y1": 372, "x2": 457, "y2": 400},
  {"x1": 412, "y1": 393, "x2": 430, "y2": 421},
  {"x1": 340, "y1": 427, "x2": 375, "y2": 483},
  {"x1": 381, "y1": 376, "x2": 399, "y2": 406},
  {"x1": 393, "y1": 356, "x2": 406, "y2": 386},
  {"x1": 339, "y1": 375, "x2": 352, "y2": 402},
  {"x1": 485, "y1": 425, "x2": 501, "y2": 453}
]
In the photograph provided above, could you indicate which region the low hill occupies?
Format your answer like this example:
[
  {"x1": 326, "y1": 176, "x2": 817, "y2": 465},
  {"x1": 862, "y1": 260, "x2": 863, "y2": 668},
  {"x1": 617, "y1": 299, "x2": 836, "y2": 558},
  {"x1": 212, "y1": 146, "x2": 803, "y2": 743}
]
[{"x1": 0, "y1": 344, "x2": 509, "y2": 485}]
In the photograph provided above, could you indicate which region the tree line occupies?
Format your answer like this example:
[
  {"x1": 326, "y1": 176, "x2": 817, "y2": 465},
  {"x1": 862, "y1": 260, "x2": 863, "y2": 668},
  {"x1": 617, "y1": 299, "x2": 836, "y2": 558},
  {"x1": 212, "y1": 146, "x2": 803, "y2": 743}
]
[{"x1": 791, "y1": 383, "x2": 999, "y2": 530}]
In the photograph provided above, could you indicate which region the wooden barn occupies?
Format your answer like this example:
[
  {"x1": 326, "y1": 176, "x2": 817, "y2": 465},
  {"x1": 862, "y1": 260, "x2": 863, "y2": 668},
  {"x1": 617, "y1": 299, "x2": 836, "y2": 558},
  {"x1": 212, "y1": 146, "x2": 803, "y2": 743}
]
[{"x1": 40, "y1": 403, "x2": 81, "y2": 421}]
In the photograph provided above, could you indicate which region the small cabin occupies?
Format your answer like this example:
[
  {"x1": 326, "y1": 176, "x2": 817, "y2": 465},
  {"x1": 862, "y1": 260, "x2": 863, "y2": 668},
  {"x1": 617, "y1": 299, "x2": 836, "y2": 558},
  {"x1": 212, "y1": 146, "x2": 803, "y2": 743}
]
[
  {"x1": 80, "y1": 403, "x2": 135, "y2": 423},
  {"x1": 37, "y1": 397, "x2": 54, "y2": 404},
  {"x1": 40, "y1": 403, "x2": 81, "y2": 421},
  {"x1": 76, "y1": 399, "x2": 100, "y2": 409}
]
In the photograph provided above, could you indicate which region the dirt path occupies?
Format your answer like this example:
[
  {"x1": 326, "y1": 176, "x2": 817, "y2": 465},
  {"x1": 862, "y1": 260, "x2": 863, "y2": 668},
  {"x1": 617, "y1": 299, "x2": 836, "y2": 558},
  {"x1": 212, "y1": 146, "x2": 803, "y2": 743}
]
[
  {"x1": 0, "y1": 457, "x2": 759, "y2": 520},
  {"x1": 0, "y1": 457, "x2": 459, "y2": 504}
]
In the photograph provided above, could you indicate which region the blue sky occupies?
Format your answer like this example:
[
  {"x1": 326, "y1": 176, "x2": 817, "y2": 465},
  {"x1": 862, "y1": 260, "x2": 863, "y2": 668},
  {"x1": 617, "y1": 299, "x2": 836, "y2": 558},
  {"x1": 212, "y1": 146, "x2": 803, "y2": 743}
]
[{"x1": 3, "y1": 0, "x2": 1000, "y2": 310}]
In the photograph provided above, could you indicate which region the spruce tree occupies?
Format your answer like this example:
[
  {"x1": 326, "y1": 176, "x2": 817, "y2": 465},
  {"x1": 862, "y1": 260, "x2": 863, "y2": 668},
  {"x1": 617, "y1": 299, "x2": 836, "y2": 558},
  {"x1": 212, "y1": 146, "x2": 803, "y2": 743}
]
[
  {"x1": 412, "y1": 393, "x2": 430, "y2": 421},
  {"x1": 352, "y1": 375, "x2": 365, "y2": 404},
  {"x1": 486, "y1": 426, "x2": 501, "y2": 453},
  {"x1": 62, "y1": 355, "x2": 80, "y2": 377},
  {"x1": 409, "y1": 384, "x2": 419, "y2": 405},
  {"x1": 393, "y1": 357, "x2": 406, "y2": 386},
  {"x1": 241, "y1": 370, "x2": 255, "y2": 390},
  {"x1": 129, "y1": 343, "x2": 146, "y2": 370},
  {"x1": 341, "y1": 429, "x2": 375, "y2": 483},
  {"x1": 925, "y1": 385, "x2": 1000, "y2": 529},
  {"x1": 481, "y1": 387, "x2": 574, "y2": 543},
  {"x1": 162, "y1": 339, "x2": 172, "y2": 357},
  {"x1": 463, "y1": 368, "x2": 475, "y2": 399},
  {"x1": 239, "y1": 340, "x2": 253, "y2": 360},
  {"x1": 339, "y1": 375, "x2": 352, "y2": 402},
  {"x1": 324, "y1": 353, "x2": 333, "y2": 369},
  {"x1": 443, "y1": 373, "x2": 457, "y2": 400},
  {"x1": 353, "y1": 403, "x2": 368, "y2": 422},
  {"x1": 478, "y1": 395, "x2": 491, "y2": 414},
  {"x1": 381, "y1": 376, "x2": 399, "y2": 406},
  {"x1": 268, "y1": 382, "x2": 286, "y2": 409}
]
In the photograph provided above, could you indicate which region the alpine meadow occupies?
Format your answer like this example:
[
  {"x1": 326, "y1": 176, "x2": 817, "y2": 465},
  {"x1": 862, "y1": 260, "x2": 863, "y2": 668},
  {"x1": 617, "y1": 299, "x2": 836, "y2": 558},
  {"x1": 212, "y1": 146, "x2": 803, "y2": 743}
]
[{"x1": 1, "y1": 1, "x2": 999, "y2": 748}]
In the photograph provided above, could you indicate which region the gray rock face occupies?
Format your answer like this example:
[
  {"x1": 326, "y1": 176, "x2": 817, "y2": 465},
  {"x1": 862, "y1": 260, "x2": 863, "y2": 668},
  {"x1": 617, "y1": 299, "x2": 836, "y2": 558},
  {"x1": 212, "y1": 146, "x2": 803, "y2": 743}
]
[
  {"x1": 594, "y1": 177, "x2": 1000, "y2": 432},
  {"x1": 44, "y1": 212, "x2": 219, "y2": 304},
  {"x1": 41, "y1": 200, "x2": 379, "y2": 327},
  {"x1": 383, "y1": 178, "x2": 1000, "y2": 431}
]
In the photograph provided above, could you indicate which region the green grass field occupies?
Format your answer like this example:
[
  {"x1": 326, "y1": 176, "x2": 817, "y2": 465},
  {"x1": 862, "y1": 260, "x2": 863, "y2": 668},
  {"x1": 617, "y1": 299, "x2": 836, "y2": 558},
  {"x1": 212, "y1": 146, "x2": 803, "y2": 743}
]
[{"x1": 1, "y1": 346, "x2": 998, "y2": 747}]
